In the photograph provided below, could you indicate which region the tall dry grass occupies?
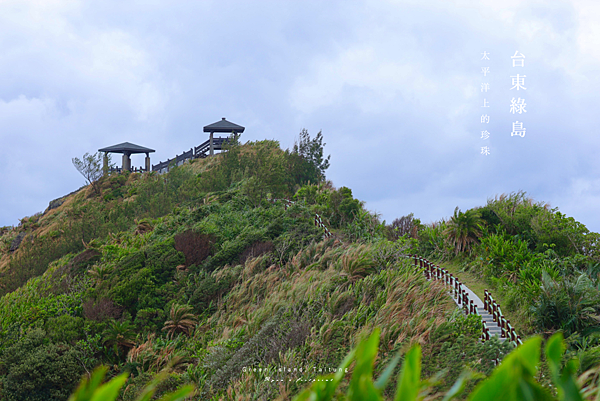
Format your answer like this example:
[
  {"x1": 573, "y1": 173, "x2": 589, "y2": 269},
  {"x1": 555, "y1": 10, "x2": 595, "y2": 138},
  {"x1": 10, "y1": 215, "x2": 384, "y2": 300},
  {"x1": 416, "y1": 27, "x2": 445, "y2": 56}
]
[{"x1": 195, "y1": 240, "x2": 455, "y2": 399}]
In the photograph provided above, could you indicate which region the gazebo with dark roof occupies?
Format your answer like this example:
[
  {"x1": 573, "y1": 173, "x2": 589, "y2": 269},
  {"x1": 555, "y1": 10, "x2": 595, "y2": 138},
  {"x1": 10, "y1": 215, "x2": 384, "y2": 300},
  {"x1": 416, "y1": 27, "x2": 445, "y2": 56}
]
[
  {"x1": 203, "y1": 117, "x2": 245, "y2": 156},
  {"x1": 98, "y1": 142, "x2": 155, "y2": 173}
]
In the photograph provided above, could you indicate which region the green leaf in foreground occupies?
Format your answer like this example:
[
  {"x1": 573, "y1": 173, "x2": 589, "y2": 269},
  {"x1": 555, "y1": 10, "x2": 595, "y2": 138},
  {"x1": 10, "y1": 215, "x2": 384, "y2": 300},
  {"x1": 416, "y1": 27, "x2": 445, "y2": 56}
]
[
  {"x1": 394, "y1": 344, "x2": 421, "y2": 401},
  {"x1": 293, "y1": 346, "x2": 357, "y2": 401},
  {"x1": 545, "y1": 332, "x2": 583, "y2": 401},
  {"x1": 442, "y1": 370, "x2": 474, "y2": 401},
  {"x1": 468, "y1": 336, "x2": 553, "y2": 401},
  {"x1": 68, "y1": 367, "x2": 127, "y2": 401},
  {"x1": 348, "y1": 329, "x2": 381, "y2": 400},
  {"x1": 68, "y1": 366, "x2": 195, "y2": 401}
]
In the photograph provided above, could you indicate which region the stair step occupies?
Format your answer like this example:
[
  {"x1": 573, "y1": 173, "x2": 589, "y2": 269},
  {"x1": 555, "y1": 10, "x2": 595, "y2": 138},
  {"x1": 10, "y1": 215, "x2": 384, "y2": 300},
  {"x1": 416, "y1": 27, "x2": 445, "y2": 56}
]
[{"x1": 418, "y1": 260, "x2": 518, "y2": 349}]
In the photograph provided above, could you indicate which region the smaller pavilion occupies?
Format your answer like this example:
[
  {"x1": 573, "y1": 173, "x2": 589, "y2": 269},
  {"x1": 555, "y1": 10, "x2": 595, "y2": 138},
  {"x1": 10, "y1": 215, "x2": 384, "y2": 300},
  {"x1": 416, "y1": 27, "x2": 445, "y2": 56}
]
[
  {"x1": 203, "y1": 118, "x2": 245, "y2": 156},
  {"x1": 98, "y1": 142, "x2": 155, "y2": 173}
]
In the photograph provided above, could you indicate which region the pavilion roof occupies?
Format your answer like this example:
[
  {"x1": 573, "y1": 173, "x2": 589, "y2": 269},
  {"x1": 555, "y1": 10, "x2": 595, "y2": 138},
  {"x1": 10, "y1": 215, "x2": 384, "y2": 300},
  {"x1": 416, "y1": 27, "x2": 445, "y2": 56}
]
[
  {"x1": 98, "y1": 142, "x2": 155, "y2": 154},
  {"x1": 203, "y1": 118, "x2": 245, "y2": 133}
]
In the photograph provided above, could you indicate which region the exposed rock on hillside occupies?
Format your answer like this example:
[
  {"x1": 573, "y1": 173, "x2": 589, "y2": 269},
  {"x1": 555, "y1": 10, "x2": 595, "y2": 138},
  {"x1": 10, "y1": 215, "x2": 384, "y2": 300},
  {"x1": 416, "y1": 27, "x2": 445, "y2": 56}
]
[{"x1": 9, "y1": 232, "x2": 26, "y2": 252}]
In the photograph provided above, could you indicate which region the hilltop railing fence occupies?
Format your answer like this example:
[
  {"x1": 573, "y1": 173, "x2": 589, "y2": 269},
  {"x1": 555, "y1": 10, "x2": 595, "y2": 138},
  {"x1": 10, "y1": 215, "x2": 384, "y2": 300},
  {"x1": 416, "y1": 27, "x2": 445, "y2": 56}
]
[{"x1": 151, "y1": 137, "x2": 231, "y2": 174}]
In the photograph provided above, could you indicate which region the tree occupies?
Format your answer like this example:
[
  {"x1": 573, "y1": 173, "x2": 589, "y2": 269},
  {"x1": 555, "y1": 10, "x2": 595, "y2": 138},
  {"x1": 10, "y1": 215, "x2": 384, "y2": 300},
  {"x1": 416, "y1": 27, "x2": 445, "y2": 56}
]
[
  {"x1": 485, "y1": 191, "x2": 549, "y2": 249},
  {"x1": 387, "y1": 213, "x2": 420, "y2": 241},
  {"x1": 102, "y1": 319, "x2": 135, "y2": 358},
  {"x1": 162, "y1": 304, "x2": 198, "y2": 339},
  {"x1": 292, "y1": 129, "x2": 331, "y2": 182},
  {"x1": 72, "y1": 152, "x2": 107, "y2": 196},
  {"x1": 532, "y1": 210, "x2": 591, "y2": 257},
  {"x1": 444, "y1": 207, "x2": 483, "y2": 255},
  {"x1": 0, "y1": 329, "x2": 85, "y2": 401}
]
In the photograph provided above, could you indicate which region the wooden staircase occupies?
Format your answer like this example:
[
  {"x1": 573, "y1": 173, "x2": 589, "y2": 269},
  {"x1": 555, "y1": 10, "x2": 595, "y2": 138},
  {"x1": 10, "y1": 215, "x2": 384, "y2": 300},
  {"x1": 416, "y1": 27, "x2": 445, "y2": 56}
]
[
  {"x1": 408, "y1": 255, "x2": 522, "y2": 346},
  {"x1": 477, "y1": 307, "x2": 505, "y2": 342}
]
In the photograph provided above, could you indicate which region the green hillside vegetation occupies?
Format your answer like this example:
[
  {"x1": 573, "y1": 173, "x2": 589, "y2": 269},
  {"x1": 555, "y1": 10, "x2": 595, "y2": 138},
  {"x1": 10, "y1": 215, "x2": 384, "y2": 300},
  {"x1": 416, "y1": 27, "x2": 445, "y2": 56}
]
[
  {"x1": 0, "y1": 134, "x2": 599, "y2": 400},
  {"x1": 413, "y1": 192, "x2": 600, "y2": 374}
]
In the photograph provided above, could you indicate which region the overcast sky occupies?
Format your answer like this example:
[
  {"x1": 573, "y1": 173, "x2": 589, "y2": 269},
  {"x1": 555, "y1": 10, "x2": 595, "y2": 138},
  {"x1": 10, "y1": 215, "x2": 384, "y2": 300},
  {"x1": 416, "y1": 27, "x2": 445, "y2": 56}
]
[{"x1": 1, "y1": 0, "x2": 600, "y2": 234}]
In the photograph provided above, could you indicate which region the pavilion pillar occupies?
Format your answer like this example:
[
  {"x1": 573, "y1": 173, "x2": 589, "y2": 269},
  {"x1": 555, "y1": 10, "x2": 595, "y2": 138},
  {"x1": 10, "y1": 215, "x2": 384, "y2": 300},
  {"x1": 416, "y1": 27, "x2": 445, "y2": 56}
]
[
  {"x1": 103, "y1": 152, "x2": 109, "y2": 176},
  {"x1": 145, "y1": 153, "x2": 151, "y2": 172},
  {"x1": 209, "y1": 132, "x2": 214, "y2": 156},
  {"x1": 122, "y1": 154, "x2": 131, "y2": 172}
]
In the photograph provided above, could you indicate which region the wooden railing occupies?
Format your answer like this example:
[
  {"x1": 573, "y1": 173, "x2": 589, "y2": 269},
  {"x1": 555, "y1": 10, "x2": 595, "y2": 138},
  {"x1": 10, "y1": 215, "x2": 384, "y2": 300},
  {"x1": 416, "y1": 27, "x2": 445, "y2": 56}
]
[
  {"x1": 109, "y1": 166, "x2": 148, "y2": 173},
  {"x1": 406, "y1": 255, "x2": 477, "y2": 315},
  {"x1": 271, "y1": 198, "x2": 332, "y2": 238},
  {"x1": 405, "y1": 255, "x2": 523, "y2": 347},
  {"x1": 194, "y1": 137, "x2": 229, "y2": 159},
  {"x1": 151, "y1": 137, "x2": 232, "y2": 173},
  {"x1": 152, "y1": 148, "x2": 195, "y2": 173},
  {"x1": 484, "y1": 290, "x2": 522, "y2": 346},
  {"x1": 270, "y1": 200, "x2": 522, "y2": 348}
]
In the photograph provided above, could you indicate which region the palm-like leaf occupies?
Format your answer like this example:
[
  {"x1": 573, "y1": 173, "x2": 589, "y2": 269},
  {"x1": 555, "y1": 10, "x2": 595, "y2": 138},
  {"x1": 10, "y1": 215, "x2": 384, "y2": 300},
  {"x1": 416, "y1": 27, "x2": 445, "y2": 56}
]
[
  {"x1": 444, "y1": 207, "x2": 483, "y2": 255},
  {"x1": 103, "y1": 320, "x2": 135, "y2": 357},
  {"x1": 88, "y1": 264, "x2": 114, "y2": 282},
  {"x1": 162, "y1": 304, "x2": 198, "y2": 339},
  {"x1": 533, "y1": 273, "x2": 600, "y2": 336}
]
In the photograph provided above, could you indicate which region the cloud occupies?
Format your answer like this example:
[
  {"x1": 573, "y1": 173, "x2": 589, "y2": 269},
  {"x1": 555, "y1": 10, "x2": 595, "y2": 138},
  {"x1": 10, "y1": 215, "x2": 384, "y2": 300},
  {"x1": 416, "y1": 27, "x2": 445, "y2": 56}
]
[{"x1": 1, "y1": 0, "x2": 600, "y2": 236}]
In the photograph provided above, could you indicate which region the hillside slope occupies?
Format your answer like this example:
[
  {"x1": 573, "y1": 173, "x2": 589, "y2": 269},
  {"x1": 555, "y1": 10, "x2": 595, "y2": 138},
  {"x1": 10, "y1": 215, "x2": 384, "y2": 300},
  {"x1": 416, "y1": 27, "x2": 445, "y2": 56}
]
[{"x1": 0, "y1": 140, "x2": 510, "y2": 400}]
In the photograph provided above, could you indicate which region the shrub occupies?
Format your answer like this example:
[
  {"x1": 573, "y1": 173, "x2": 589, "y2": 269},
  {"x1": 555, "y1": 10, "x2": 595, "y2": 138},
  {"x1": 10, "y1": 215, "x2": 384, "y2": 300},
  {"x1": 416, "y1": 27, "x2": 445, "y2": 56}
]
[
  {"x1": 83, "y1": 298, "x2": 122, "y2": 322},
  {"x1": 386, "y1": 213, "x2": 420, "y2": 241},
  {"x1": 478, "y1": 232, "x2": 538, "y2": 280},
  {"x1": 207, "y1": 227, "x2": 269, "y2": 269},
  {"x1": 238, "y1": 241, "x2": 274, "y2": 265},
  {"x1": 417, "y1": 221, "x2": 452, "y2": 260},
  {"x1": 68, "y1": 249, "x2": 102, "y2": 276},
  {"x1": 144, "y1": 240, "x2": 185, "y2": 286},
  {"x1": 45, "y1": 315, "x2": 85, "y2": 344},
  {"x1": 532, "y1": 272, "x2": 600, "y2": 337},
  {"x1": 0, "y1": 329, "x2": 85, "y2": 401},
  {"x1": 188, "y1": 273, "x2": 233, "y2": 314},
  {"x1": 173, "y1": 230, "x2": 214, "y2": 267},
  {"x1": 134, "y1": 308, "x2": 166, "y2": 334}
]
